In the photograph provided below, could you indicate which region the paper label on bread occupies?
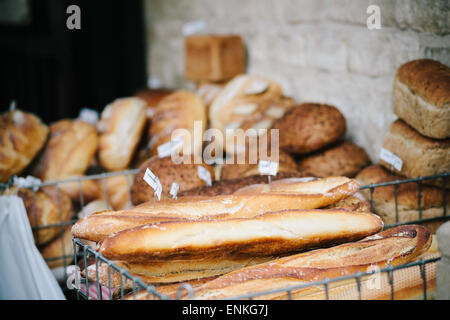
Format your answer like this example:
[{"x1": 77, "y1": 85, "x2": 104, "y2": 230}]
[
  {"x1": 143, "y1": 168, "x2": 162, "y2": 200},
  {"x1": 379, "y1": 148, "x2": 403, "y2": 171}
]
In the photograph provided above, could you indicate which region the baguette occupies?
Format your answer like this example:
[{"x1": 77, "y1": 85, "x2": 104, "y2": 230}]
[
  {"x1": 187, "y1": 225, "x2": 431, "y2": 300},
  {"x1": 98, "y1": 209, "x2": 383, "y2": 262},
  {"x1": 72, "y1": 177, "x2": 360, "y2": 242}
]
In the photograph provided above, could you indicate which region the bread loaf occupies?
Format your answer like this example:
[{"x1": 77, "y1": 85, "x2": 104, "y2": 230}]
[
  {"x1": 130, "y1": 156, "x2": 215, "y2": 205},
  {"x1": 98, "y1": 208, "x2": 382, "y2": 262},
  {"x1": 98, "y1": 97, "x2": 147, "y2": 171},
  {"x1": 5, "y1": 186, "x2": 73, "y2": 245},
  {"x1": 380, "y1": 119, "x2": 449, "y2": 188},
  {"x1": 31, "y1": 119, "x2": 101, "y2": 203},
  {"x1": 72, "y1": 176, "x2": 360, "y2": 242},
  {"x1": 40, "y1": 227, "x2": 74, "y2": 269},
  {"x1": 298, "y1": 141, "x2": 370, "y2": 178},
  {"x1": 393, "y1": 59, "x2": 450, "y2": 139},
  {"x1": 272, "y1": 103, "x2": 346, "y2": 155},
  {"x1": 356, "y1": 164, "x2": 449, "y2": 233},
  {"x1": 147, "y1": 90, "x2": 206, "y2": 158},
  {"x1": 0, "y1": 109, "x2": 49, "y2": 182},
  {"x1": 187, "y1": 225, "x2": 431, "y2": 299}
]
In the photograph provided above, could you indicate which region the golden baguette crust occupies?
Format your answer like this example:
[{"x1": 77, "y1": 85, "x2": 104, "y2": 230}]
[
  {"x1": 396, "y1": 59, "x2": 450, "y2": 108},
  {"x1": 98, "y1": 209, "x2": 383, "y2": 262},
  {"x1": 187, "y1": 225, "x2": 431, "y2": 299},
  {"x1": 0, "y1": 109, "x2": 49, "y2": 182},
  {"x1": 72, "y1": 177, "x2": 360, "y2": 241},
  {"x1": 324, "y1": 194, "x2": 371, "y2": 212}
]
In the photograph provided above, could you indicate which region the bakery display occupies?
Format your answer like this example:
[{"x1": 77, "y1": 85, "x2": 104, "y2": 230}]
[
  {"x1": 184, "y1": 225, "x2": 431, "y2": 299},
  {"x1": 147, "y1": 90, "x2": 207, "y2": 158},
  {"x1": 40, "y1": 227, "x2": 74, "y2": 269},
  {"x1": 272, "y1": 103, "x2": 346, "y2": 155},
  {"x1": 393, "y1": 59, "x2": 450, "y2": 139},
  {"x1": 184, "y1": 35, "x2": 245, "y2": 82},
  {"x1": 380, "y1": 119, "x2": 449, "y2": 187},
  {"x1": 72, "y1": 176, "x2": 360, "y2": 242},
  {"x1": 103, "y1": 175, "x2": 133, "y2": 211},
  {"x1": 0, "y1": 109, "x2": 49, "y2": 182},
  {"x1": 30, "y1": 119, "x2": 101, "y2": 203},
  {"x1": 298, "y1": 141, "x2": 371, "y2": 178},
  {"x1": 130, "y1": 156, "x2": 214, "y2": 205},
  {"x1": 196, "y1": 82, "x2": 225, "y2": 109},
  {"x1": 356, "y1": 164, "x2": 449, "y2": 233},
  {"x1": 97, "y1": 97, "x2": 147, "y2": 171},
  {"x1": 5, "y1": 186, "x2": 73, "y2": 245}
]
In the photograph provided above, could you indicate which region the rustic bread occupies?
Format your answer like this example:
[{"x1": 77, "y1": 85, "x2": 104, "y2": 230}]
[
  {"x1": 187, "y1": 225, "x2": 431, "y2": 300},
  {"x1": 30, "y1": 119, "x2": 100, "y2": 203},
  {"x1": 97, "y1": 97, "x2": 147, "y2": 171},
  {"x1": 356, "y1": 164, "x2": 449, "y2": 233},
  {"x1": 134, "y1": 88, "x2": 174, "y2": 109},
  {"x1": 130, "y1": 156, "x2": 214, "y2": 205},
  {"x1": 5, "y1": 186, "x2": 73, "y2": 245},
  {"x1": 380, "y1": 119, "x2": 449, "y2": 188},
  {"x1": 393, "y1": 59, "x2": 450, "y2": 139},
  {"x1": 196, "y1": 82, "x2": 225, "y2": 109},
  {"x1": 220, "y1": 149, "x2": 298, "y2": 180},
  {"x1": 298, "y1": 141, "x2": 370, "y2": 178},
  {"x1": 73, "y1": 177, "x2": 360, "y2": 242},
  {"x1": 184, "y1": 35, "x2": 245, "y2": 82},
  {"x1": 0, "y1": 109, "x2": 49, "y2": 182},
  {"x1": 40, "y1": 227, "x2": 74, "y2": 269},
  {"x1": 273, "y1": 103, "x2": 346, "y2": 155},
  {"x1": 98, "y1": 208, "x2": 382, "y2": 262},
  {"x1": 147, "y1": 90, "x2": 206, "y2": 158},
  {"x1": 103, "y1": 175, "x2": 133, "y2": 211},
  {"x1": 178, "y1": 171, "x2": 305, "y2": 197}
]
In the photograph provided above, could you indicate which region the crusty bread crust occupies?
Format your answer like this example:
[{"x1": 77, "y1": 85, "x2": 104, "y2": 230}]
[
  {"x1": 298, "y1": 141, "x2": 370, "y2": 178},
  {"x1": 186, "y1": 225, "x2": 431, "y2": 300},
  {"x1": 396, "y1": 59, "x2": 450, "y2": 108},
  {"x1": 273, "y1": 103, "x2": 346, "y2": 155},
  {"x1": 356, "y1": 165, "x2": 449, "y2": 232},
  {"x1": 73, "y1": 177, "x2": 360, "y2": 242},
  {"x1": 98, "y1": 209, "x2": 382, "y2": 262},
  {"x1": 0, "y1": 110, "x2": 49, "y2": 182},
  {"x1": 380, "y1": 119, "x2": 450, "y2": 186}
]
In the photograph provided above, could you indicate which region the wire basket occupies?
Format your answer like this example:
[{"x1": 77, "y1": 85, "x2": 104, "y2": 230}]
[{"x1": 1, "y1": 170, "x2": 448, "y2": 299}]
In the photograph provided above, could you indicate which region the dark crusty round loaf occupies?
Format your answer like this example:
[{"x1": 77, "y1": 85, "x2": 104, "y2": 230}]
[
  {"x1": 298, "y1": 141, "x2": 370, "y2": 178},
  {"x1": 179, "y1": 171, "x2": 306, "y2": 197},
  {"x1": 220, "y1": 149, "x2": 298, "y2": 180},
  {"x1": 272, "y1": 103, "x2": 346, "y2": 155},
  {"x1": 131, "y1": 156, "x2": 215, "y2": 205}
]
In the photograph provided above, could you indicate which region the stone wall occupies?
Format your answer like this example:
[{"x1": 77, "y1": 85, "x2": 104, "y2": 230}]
[{"x1": 143, "y1": 0, "x2": 450, "y2": 161}]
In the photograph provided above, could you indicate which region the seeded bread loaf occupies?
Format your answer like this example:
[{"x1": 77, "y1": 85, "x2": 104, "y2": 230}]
[{"x1": 393, "y1": 59, "x2": 450, "y2": 139}]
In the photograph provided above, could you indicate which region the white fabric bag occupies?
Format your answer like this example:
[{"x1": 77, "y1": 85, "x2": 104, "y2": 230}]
[{"x1": 0, "y1": 195, "x2": 66, "y2": 300}]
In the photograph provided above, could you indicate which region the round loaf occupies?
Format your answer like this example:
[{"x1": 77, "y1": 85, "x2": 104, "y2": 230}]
[
  {"x1": 0, "y1": 109, "x2": 49, "y2": 182},
  {"x1": 298, "y1": 141, "x2": 370, "y2": 178},
  {"x1": 221, "y1": 149, "x2": 298, "y2": 180},
  {"x1": 272, "y1": 103, "x2": 346, "y2": 155},
  {"x1": 5, "y1": 186, "x2": 73, "y2": 245},
  {"x1": 356, "y1": 164, "x2": 449, "y2": 233},
  {"x1": 131, "y1": 156, "x2": 215, "y2": 205}
]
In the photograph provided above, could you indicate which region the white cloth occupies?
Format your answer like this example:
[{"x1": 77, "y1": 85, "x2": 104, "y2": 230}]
[{"x1": 0, "y1": 195, "x2": 66, "y2": 300}]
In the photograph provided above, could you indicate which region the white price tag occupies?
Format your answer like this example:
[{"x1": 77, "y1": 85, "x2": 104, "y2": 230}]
[
  {"x1": 78, "y1": 108, "x2": 99, "y2": 125},
  {"x1": 380, "y1": 148, "x2": 403, "y2": 171},
  {"x1": 198, "y1": 166, "x2": 212, "y2": 187},
  {"x1": 169, "y1": 182, "x2": 179, "y2": 199},
  {"x1": 258, "y1": 160, "x2": 279, "y2": 176},
  {"x1": 157, "y1": 136, "x2": 184, "y2": 158},
  {"x1": 143, "y1": 168, "x2": 162, "y2": 200}
]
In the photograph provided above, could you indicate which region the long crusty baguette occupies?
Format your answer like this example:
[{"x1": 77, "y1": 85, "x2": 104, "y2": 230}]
[
  {"x1": 72, "y1": 176, "x2": 359, "y2": 242},
  {"x1": 185, "y1": 225, "x2": 431, "y2": 300},
  {"x1": 85, "y1": 255, "x2": 276, "y2": 289},
  {"x1": 98, "y1": 209, "x2": 383, "y2": 262}
]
